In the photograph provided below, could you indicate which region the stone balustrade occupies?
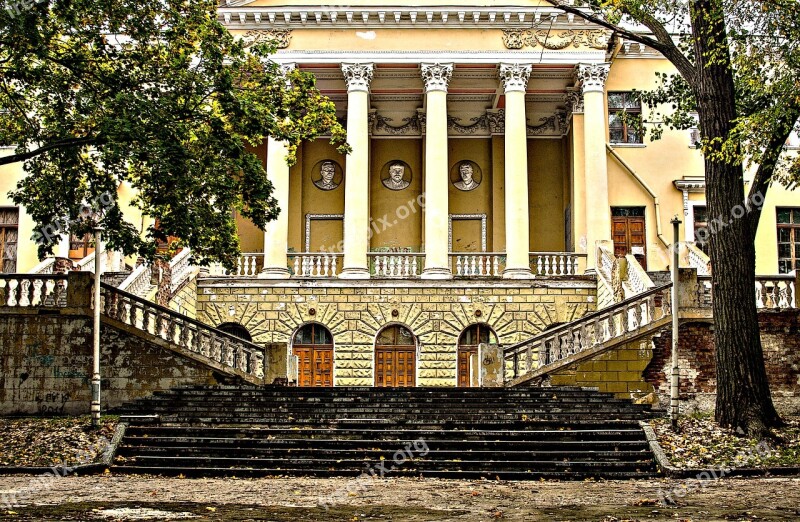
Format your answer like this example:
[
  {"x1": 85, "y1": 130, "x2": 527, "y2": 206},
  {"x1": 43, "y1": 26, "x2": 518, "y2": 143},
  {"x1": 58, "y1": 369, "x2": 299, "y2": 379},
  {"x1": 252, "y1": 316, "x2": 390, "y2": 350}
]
[
  {"x1": 370, "y1": 253, "x2": 424, "y2": 277},
  {"x1": 0, "y1": 274, "x2": 69, "y2": 307}
]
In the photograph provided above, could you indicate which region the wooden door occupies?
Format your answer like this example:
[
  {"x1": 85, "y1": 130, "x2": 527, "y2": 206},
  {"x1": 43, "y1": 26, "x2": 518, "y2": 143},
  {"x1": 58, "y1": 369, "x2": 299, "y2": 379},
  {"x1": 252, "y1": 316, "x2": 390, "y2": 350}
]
[
  {"x1": 375, "y1": 347, "x2": 416, "y2": 387},
  {"x1": 457, "y1": 347, "x2": 478, "y2": 388},
  {"x1": 611, "y1": 213, "x2": 647, "y2": 270},
  {"x1": 293, "y1": 346, "x2": 333, "y2": 387}
]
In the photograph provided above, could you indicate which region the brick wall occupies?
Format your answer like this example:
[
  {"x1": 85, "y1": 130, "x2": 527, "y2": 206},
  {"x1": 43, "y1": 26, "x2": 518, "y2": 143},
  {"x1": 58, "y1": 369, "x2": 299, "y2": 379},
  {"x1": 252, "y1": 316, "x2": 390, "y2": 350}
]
[
  {"x1": 646, "y1": 311, "x2": 800, "y2": 414},
  {"x1": 0, "y1": 310, "x2": 218, "y2": 415},
  {"x1": 196, "y1": 279, "x2": 597, "y2": 387}
]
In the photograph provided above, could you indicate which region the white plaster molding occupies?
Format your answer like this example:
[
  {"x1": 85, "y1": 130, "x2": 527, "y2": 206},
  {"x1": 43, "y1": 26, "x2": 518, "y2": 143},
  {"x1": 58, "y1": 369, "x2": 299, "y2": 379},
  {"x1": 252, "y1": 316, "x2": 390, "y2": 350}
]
[
  {"x1": 420, "y1": 63, "x2": 454, "y2": 93},
  {"x1": 498, "y1": 63, "x2": 532, "y2": 93},
  {"x1": 341, "y1": 62, "x2": 374, "y2": 93},
  {"x1": 268, "y1": 50, "x2": 606, "y2": 65},
  {"x1": 577, "y1": 63, "x2": 610, "y2": 93}
]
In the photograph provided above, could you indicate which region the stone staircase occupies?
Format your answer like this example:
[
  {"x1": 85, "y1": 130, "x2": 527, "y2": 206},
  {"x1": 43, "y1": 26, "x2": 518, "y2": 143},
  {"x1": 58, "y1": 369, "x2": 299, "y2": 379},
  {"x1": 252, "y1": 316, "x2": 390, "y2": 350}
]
[{"x1": 111, "y1": 386, "x2": 658, "y2": 480}]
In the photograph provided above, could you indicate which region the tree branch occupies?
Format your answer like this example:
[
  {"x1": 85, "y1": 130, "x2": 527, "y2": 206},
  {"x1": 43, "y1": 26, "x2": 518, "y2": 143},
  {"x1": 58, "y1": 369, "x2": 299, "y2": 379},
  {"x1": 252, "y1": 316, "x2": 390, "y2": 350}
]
[
  {"x1": 0, "y1": 136, "x2": 99, "y2": 166},
  {"x1": 746, "y1": 105, "x2": 800, "y2": 240},
  {"x1": 543, "y1": 1, "x2": 697, "y2": 85}
]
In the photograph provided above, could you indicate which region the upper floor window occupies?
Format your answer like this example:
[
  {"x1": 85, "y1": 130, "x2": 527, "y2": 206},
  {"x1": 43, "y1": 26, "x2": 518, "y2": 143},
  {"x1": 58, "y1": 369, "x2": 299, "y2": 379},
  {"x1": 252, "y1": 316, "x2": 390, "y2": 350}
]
[
  {"x1": 608, "y1": 92, "x2": 643, "y2": 144},
  {"x1": 692, "y1": 205, "x2": 709, "y2": 255},
  {"x1": 0, "y1": 208, "x2": 19, "y2": 273},
  {"x1": 777, "y1": 208, "x2": 800, "y2": 274}
]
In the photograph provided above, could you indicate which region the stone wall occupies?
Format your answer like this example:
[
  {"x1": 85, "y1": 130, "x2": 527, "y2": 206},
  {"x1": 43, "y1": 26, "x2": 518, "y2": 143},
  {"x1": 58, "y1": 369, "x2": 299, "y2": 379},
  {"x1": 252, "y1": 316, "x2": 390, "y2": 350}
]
[
  {"x1": 0, "y1": 309, "x2": 218, "y2": 415},
  {"x1": 196, "y1": 279, "x2": 597, "y2": 387},
  {"x1": 169, "y1": 274, "x2": 198, "y2": 319},
  {"x1": 647, "y1": 311, "x2": 800, "y2": 414}
]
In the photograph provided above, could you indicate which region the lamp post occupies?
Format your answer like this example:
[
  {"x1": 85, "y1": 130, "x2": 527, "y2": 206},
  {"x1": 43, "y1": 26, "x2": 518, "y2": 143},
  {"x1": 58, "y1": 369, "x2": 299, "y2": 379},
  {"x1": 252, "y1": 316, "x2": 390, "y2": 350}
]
[
  {"x1": 91, "y1": 226, "x2": 104, "y2": 428},
  {"x1": 670, "y1": 216, "x2": 681, "y2": 430}
]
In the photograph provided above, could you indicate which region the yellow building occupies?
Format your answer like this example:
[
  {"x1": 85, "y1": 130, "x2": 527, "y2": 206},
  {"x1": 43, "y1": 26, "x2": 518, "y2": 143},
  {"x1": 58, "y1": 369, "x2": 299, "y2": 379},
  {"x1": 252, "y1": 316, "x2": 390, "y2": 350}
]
[{"x1": 3, "y1": 1, "x2": 798, "y2": 389}]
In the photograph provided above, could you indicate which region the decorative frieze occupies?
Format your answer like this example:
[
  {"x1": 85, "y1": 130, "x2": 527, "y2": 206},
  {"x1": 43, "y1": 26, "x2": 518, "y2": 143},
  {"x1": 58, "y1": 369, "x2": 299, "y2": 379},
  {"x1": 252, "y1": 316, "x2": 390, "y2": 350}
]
[
  {"x1": 487, "y1": 110, "x2": 505, "y2": 135},
  {"x1": 420, "y1": 63, "x2": 454, "y2": 93},
  {"x1": 372, "y1": 112, "x2": 423, "y2": 135},
  {"x1": 577, "y1": 63, "x2": 610, "y2": 93},
  {"x1": 565, "y1": 89, "x2": 584, "y2": 115},
  {"x1": 241, "y1": 29, "x2": 292, "y2": 49},
  {"x1": 527, "y1": 115, "x2": 558, "y2": 136},
  {"x1": 502, "y1": 29, "x2": 610, "y2": 50},
  {"x1": 447, "y1": 114, "x2": 490, "y2": 135},
  {"x1": 498, "y1": 63, "x2": 532, "y2": 93},
  {"x1": 341, "y1": 62, "x2": 374, "y2": 93}
]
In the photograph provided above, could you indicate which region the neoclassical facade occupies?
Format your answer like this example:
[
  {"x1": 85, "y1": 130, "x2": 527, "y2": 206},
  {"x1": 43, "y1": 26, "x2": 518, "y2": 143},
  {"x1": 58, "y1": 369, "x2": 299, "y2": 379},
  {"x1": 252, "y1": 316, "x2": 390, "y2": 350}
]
[{"x1": 4, "y1": 1, "x2": 798, "y2": 388}]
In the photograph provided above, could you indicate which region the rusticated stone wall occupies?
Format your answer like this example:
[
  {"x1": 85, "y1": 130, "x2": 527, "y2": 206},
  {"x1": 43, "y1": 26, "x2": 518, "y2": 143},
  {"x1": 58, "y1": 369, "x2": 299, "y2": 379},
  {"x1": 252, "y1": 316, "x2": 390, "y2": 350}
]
[{"x1": 196, "y1": 279, "x2": 597, "y2": 387}]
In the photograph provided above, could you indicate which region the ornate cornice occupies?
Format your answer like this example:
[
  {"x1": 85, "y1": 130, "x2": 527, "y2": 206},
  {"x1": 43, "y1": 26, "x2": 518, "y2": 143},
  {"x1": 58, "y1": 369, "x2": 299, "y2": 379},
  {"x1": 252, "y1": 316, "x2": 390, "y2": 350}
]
[
  {"x1": 527, "y1": 115, "x2": 558, "y2": 136},
  {"x1": 371, "y1": 112, "x2": 422, "y2": 136},
  {"x1": 420, "y1": 63, "x2": 453, "y2": 93},
  {"x1": 577, "y1": 63, "x2": 610, "y2": 93},
  {"x1": 565, "y1": 89, "x2": 583, "y2": 115},
  {"x1": 448, "y1": 114, "x2": 490, "y2": 135},
  {"x1": 341, "y1": 62, "x2": 374, "y2": 93},
  {"x1": 219, "y1": 6, "x2": 602, "y2": 30},
  {"x1": 241, "y1": 29, "x2": 292, "y2": 49},
  {"x1": 487, "y1": 109, "x2": 505, "y2": 135},
  {"x1": 498, "y1": 63, "x2": 532, "y2": 93},
  {"x1": 502, "y1": 29, "x2": 610, "y2": 50}
]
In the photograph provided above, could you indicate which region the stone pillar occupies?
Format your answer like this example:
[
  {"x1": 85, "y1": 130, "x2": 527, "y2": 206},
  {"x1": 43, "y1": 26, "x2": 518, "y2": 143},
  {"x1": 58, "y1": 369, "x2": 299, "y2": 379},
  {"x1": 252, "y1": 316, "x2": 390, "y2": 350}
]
[
  {"x1": 339, "y1": 62, "x2": 374, "y2": 279},
  {"x1": 567, "y1": 89, "x2": 588, "y2": 260},
  {"x1": 260, "y1": 136, "x2": 291, "y2": 278},
  {"x1": 499, "y1": 63, "x2": 533, "y2": 279},
  {"x1": 579, "y1": 63, "x2": 612, "y2": 271},
  {"x1": 420, "y1": 62, "x2": 453, "y2": 279}
]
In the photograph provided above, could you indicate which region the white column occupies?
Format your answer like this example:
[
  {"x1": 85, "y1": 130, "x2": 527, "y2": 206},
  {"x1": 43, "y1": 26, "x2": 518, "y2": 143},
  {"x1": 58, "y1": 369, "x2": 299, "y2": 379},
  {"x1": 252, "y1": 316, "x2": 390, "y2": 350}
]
[
  {"x1": 339, "y1": 63, "x2": 374, "y2": 279},
  {"x1": 578, "y1": 63, "x2": 612, "y2": 271},
  {"x1": 420, "y1": 62, "x2": 453, "y2": 279},
  {"x1": 499, "y1": 63, "x2": 533, "y2": 279},
  {"x1": 260, "y1": 137, "x2": 291, "y2": 278}
]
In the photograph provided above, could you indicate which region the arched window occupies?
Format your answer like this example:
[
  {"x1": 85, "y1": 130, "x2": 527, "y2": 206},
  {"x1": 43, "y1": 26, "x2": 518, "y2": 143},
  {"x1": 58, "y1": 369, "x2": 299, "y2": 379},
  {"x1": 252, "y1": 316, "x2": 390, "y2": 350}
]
[
  {"x1": 374, "y1": 325, "x2": 416, "y2": 387},
  {"x1": 457, "y1": 324, "x2": 498, "y2": 387},
  {"x1": 216, "y1": 322, "x2": 252, "y2": 342},
  {"x1": 292, "y1": 323, "x2": 334, "y2": 387}
]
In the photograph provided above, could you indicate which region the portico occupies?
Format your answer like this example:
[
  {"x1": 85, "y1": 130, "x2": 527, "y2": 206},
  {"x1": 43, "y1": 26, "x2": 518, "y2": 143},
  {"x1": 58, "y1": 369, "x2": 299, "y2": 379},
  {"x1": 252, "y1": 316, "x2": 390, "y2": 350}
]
[{"x1": 229, "y1": 59, "x2": 615, "y2": 281}]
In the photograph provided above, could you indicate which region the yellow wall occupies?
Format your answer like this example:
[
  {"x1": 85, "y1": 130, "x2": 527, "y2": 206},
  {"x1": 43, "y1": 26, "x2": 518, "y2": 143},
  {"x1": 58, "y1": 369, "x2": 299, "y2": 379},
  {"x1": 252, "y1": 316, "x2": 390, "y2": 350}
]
[
  {"x1": 369, "y1": 139, "x2": 423, "y2": 251},
  {"x1": 528, "y1": 139, "x2": 566, "y2": 251},
  {"x1": 448, "y1": 139, "x2": 493, "y2": 252},
  {"x1": 752, "y1": 183, "x2": 800, "y2": 275},
  {"x1": 0, "y1": 153, "x2": 38, "y2": 272},
  {"x1": 301, "y1": 139, "x2": 346, "y2": 252}
]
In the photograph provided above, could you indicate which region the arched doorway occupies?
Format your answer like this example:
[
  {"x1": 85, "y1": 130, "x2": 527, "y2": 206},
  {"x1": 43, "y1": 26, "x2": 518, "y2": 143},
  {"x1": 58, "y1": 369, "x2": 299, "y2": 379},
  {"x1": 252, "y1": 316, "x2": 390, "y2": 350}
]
[
  {"x1": 375, "y1": 325, "x2": 416, "y2": 387},
  {"x1": 292, "y1": 323, "x2": 334, "y2": 387},
  {"x1": 216, "y1": 322, "x2": 253, "y2": 342},
  {"x1": 457, "y1": 324, "x2": 498, "y2": 387}
]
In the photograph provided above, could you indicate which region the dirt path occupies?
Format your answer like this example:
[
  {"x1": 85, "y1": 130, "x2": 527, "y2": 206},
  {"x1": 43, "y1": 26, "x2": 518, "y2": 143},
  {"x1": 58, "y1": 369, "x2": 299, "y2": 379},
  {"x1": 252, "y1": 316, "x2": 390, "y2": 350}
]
[{"x1": 1, "y1": 474, "x2": 799, "y2": 521}]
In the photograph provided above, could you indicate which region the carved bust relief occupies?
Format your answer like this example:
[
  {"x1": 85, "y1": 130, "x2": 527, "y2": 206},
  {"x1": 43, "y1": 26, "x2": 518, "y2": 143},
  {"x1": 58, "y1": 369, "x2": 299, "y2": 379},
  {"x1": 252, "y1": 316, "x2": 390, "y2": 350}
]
[
  {"x1": 452, "y1": 161, "x2": 481, "y2": 191},
  {"x1": 381, "y1": 162, "x2": 411, "y2": 191},
  {"x1": 313, "y1": 161, "x2": 342, "y2": 191}
]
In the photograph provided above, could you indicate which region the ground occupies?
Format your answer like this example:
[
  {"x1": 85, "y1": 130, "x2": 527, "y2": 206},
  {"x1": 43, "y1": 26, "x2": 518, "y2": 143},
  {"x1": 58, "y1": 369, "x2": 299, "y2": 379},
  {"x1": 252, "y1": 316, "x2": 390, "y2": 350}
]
[
  {"x1": 2, "y1": 475, "x2": 800, "y2": 521},
  {"x1": 653, "y1": 415, "x2": 800, "y2": 468},
  {"x1": 0, "y1": 417, "x2": 117, "y2": 467}
]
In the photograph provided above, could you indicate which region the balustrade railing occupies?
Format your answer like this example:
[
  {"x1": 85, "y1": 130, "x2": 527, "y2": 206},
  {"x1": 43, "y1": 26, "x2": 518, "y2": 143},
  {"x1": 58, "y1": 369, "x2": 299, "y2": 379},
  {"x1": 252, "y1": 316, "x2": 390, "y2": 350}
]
[
  {"x1": 531, "y1": 252, "x2": 585, "y2": 276},
  {"x1": 370, "y1": 253, "x2": 424, "y2": 278},
  {"x1": 755, "y1": 276, "x2": 796, "y2": 309},
  {"x1": 451, "y1": 253, "x2": 504, "y2": 277},
  {"x1": 684, "y1": 242, "x2": 711, "y2": 276},
  {"x1": 30, "y1": 258, "x2": 56, "y2": 274},
  {"x1": 289, "y1": 253, "x2": 342, "y2": 278},
  {"x1": 168, "y1": 248, "x2": 194, "y2": 293},
  {"x1": 118, "y1": 263, "x2": 153, "y2": 298},
  {"x1": 100, "y1": 283, "x2": 265, "y2": 382},
  {"x1": 0, "y1": 274, "x2": 69, "y2": 308},
  {"x1": 504, "y1": 284, "x2": 672, "y2": 382}
]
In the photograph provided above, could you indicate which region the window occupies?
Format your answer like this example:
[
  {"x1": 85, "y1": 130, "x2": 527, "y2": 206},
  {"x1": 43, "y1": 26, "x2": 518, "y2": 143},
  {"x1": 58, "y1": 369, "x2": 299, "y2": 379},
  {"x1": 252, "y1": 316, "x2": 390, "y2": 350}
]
[
  {"x1": 777, "y1": 208, "x2": 800, "y2": 274},
  {"x1": 0, "y1": 208, "x2": 19, "y2": 273},
  {"x1": 608, "y1": 92, "x2": 643, "y2": 144},
  {"x1": 693, "y1": 205, "x2": 709, "y2": 254}
]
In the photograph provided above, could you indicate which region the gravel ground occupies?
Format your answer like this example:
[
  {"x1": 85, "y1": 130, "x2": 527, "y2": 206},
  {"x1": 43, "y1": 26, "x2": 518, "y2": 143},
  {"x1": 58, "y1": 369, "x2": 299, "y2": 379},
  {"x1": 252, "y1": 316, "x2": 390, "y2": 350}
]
[{"x1": 1, "y1": 474, "x2": 800, "y2": 521}]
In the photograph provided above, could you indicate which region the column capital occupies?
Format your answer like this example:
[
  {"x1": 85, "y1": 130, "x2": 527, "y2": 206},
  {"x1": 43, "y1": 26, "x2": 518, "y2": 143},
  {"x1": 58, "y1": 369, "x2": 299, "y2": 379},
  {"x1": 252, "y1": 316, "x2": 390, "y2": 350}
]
[
  {"x1": 341, "y1": 62, "x2": 374, "y2": 93},
  {"x1": 565, "y1": 89, "x2": 584, "y2": 115},
  {"x1": 420, "y1": 62, "x2": 453, "y2": 93},
  {"x1": 498, "y1": 63, "x2": 532, "y2": 93},
  {"x1": 577, "y1": 63, "x2": 610, "y2": 93}
]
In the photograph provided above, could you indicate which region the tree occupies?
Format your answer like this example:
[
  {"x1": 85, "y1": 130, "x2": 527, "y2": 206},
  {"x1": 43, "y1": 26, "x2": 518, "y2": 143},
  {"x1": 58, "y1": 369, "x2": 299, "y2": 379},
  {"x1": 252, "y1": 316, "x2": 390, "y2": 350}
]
[
  {"x1": 0, "y1": 0, "x2": 348, "y2": 267},
  {"x1": 546, "y1": 0, "x2": 800, "y2": 435}
]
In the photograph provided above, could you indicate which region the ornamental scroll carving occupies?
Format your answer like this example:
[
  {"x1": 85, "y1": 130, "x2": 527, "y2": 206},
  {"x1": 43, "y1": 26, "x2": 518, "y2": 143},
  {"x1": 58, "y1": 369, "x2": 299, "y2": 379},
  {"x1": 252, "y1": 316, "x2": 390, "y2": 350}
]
[
  {"x1": 242, "y1": 29, "x2": 292, "y2": 49},
  {"x1": 372, "y1": 113, "x2": 422, "y2": 135},
  {"x1": 502, "y1": 29, "x2": 610, "y2": 50}
]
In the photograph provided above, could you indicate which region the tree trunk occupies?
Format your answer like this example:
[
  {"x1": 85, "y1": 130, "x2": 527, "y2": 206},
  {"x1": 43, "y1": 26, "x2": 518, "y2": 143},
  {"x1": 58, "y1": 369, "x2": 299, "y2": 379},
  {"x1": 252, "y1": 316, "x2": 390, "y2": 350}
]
[{"x1": 691, "y1": 0, "x2": 782, "y2": 435}]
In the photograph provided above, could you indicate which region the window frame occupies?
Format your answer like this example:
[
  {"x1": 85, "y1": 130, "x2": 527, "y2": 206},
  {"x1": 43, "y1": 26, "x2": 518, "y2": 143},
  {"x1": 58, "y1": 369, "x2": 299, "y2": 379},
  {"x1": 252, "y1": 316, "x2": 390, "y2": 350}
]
[
  {"x1": 608, "y1": 91, "x2": 643, "y2": 145},
  {"x1": 0, "y1": 207, "x2": 19, "y2": 273},
  {"x1": 776, "y1": 208, "x2": 800, "y2": 274}
]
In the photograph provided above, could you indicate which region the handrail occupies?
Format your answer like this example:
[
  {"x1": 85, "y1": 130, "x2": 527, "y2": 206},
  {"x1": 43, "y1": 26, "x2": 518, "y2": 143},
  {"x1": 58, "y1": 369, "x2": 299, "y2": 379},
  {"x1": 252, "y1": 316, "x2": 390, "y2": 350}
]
[
  {"x1": 504, "y1": 282, "x2": 672, "y2": 354},
  {"x1": 100, "y1": 282, "x2": 264, "y2": 351},
  {"x1": 100, "y1": 282, "x2": 265, "y2": 382}
]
